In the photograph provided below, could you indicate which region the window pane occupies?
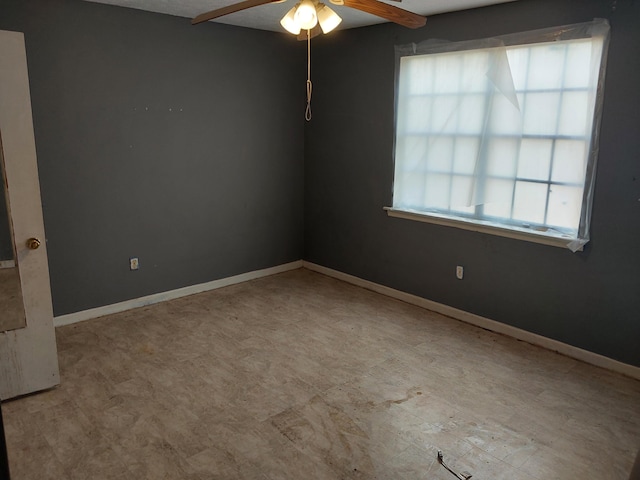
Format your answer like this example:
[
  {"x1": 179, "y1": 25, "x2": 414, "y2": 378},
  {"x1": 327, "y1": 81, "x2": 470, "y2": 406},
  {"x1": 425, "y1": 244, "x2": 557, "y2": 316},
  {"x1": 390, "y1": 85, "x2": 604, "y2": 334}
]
[
  {"x1": 433, "y1": 53, "x2": 463, "y2": 94},
  {"x1": 564, "y1": 40, "x2": 593, "y2": 89},
  {"x1": 505, "y1": 46, "x2": 529, "y2": 89},
  {"x1": 527, "y1": 44, "x2": 566, "y2": 90},
  {"x1": 517, "y1": 139, "x2": 552, "y2": 181},
  {"x1": 459, "y1": 94, "x2": 486, "y2": 134},
  {"x1": 401, "y1": 96, "x2": 433, "y2": 134},
  {"x1": 513, "y1": 181, "x2": 547, "y2": 224},
  {"x1": 461, "y1": 50, "x2": 490, "y2": 92},
  {"x1": 558, "y1": 91, "x2": 590, "y2": 137},
  {"x1": 426, "y1": 137, "x2": 453, "y2": 172},
  {"x1": 453, "y1": 138, "x2": 479, "y2": 174},
  {"x1": 424, "y1": 173, "x2": 451, "y2": 208},
  {"x1": 552, "y1": 140, "x2": 587, "y2": 184},
  {"x1": 450, "y1": 175, "x2": 474, "y2": 210},
  {"x1": 432, "y1": 95, "x2": 460, "y2": 133},
  {"x1": 522, "y1": 92, "x2": 561, "y2": 135},
  {"x1": 547, "y1": 185, "x2": 583, "y2": 230},
  {"x1": 490, "y1": 93, "x2": 522, "y2": 135},
  {"x1": 404, "y1": 57, "x2": 434, "y2": 95},
  {"x1": 487, "y1": 139, "x2": 518, "y2": 178},
  {"x1": 395, "y1": 172, "x2": 424, "y2": 208},
  {"x1": 395, "y1": 136, "x2": 427, "y2": 172},
  {"x1": 483, "y1": 178, "x2": 514, "y2": 219}
]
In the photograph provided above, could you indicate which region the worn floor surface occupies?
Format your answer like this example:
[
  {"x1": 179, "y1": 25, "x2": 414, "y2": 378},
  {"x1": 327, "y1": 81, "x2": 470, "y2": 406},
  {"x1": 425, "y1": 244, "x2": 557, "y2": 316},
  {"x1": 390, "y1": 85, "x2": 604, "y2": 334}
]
[{"x1": 2, "y1": 269, "x2": 639, "y2": 479}]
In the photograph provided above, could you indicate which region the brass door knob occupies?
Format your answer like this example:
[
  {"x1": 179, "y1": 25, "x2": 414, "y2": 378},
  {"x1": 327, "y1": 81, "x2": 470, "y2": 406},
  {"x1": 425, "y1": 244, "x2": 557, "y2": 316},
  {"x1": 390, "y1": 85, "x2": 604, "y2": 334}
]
[{"x1": 26, "y1": 237, "x2": 41, "y2": 250}]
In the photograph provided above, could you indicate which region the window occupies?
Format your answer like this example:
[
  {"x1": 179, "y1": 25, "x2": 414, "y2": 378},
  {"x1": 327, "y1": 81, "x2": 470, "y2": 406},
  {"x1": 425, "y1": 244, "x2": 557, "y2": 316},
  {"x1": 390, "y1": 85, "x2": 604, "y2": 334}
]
[{"x1": 388, "y1": 20, "x2": 610, "y2": 251}]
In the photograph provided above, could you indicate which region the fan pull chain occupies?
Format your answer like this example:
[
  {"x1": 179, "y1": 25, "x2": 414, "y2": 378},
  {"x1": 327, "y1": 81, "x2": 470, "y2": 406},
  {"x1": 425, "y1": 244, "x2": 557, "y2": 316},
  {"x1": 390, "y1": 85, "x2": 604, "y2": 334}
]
[{"x1": 305, "y1": 28, "x2": 312, "y2": 121}]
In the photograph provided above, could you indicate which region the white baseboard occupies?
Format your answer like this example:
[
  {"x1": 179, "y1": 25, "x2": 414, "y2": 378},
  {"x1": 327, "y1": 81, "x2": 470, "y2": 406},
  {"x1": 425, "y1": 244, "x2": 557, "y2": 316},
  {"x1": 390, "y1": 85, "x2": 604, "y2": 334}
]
[
  {"x1": 0, "y1": 260, "x2": 16, "y2": 269},
  {"x1": 54, "y1": 261, "x2": 303, "y2": 327},
  {"x1": 53, "y1": 258, "x2": 639, "y2": 380},
  {"x1": 302, "y1": 261, "x2": 640, "y2": 381}
]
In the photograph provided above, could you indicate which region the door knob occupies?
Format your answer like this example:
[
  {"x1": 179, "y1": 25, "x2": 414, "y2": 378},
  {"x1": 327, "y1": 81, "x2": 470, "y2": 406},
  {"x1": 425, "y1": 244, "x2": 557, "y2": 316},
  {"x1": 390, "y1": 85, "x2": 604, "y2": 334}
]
[{"x1": 26, "y1": 237, "x2": 41, "y2": 250}]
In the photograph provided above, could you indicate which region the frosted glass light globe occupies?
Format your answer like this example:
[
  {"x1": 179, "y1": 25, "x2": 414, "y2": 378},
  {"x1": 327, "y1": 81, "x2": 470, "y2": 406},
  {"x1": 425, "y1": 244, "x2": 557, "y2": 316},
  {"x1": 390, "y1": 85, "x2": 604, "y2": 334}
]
[{"x1": 294, "y1": 0, "x2": 318, "y2": 30}]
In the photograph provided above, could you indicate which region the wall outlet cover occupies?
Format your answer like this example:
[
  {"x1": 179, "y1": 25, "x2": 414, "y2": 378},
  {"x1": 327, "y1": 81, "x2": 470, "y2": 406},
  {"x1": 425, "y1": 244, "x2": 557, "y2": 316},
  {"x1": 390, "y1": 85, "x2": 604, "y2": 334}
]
[{"x1": 129, "y1": 257, "x2": 139, "y2": 271}]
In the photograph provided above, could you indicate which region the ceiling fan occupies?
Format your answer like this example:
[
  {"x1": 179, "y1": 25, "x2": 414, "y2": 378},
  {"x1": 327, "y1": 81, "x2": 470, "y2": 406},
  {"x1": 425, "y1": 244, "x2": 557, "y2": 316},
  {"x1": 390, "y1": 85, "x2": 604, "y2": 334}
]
[
  {"x1": 192, "y1": 0, "x2": 426, "y2": 121},
  {"x1": 191, "y1": 0, "x2": 427, "y2": 34}
]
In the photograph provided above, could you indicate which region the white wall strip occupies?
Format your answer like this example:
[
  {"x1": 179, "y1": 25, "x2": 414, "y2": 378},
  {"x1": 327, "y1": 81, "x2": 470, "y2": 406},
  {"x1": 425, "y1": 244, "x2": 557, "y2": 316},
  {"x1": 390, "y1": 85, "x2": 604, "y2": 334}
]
[
  {"x1": 0, "y1": 260, "x2": 16, "y2": 269},
  {"x1": 303, "y1": 261, "x2": 640, "y2": 381},
  {"x1": 54, "y1": 260, "x2": 303, "y2": 327}
]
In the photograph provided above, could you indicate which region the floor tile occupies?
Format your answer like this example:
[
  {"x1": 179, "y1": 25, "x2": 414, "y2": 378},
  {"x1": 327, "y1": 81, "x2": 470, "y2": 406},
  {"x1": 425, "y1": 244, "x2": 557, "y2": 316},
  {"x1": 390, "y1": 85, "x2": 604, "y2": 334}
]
[{"x1": 2, "y1": 269, "x2": 638, "y2": 479}]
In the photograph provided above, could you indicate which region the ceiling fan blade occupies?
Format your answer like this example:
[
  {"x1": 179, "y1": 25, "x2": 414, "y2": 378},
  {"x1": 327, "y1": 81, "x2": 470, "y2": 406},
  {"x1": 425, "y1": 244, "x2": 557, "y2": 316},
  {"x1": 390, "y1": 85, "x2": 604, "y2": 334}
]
[
  {"x1": 296, "y1": 24, "x2": 323, "y2": 41},
  {"x1": 342, "y1": 0, "x2": 426, "y2": 29},
  {"x1": 192, "y1": 0, "x2": 277, "y2": 25}
]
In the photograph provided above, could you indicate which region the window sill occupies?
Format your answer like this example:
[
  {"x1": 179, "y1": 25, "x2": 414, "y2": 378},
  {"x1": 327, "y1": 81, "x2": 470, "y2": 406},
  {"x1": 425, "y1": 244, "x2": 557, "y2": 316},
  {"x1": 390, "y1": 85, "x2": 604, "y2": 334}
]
[{"x1": 384, "y1": 207, "x2": 583, "y2": 251}]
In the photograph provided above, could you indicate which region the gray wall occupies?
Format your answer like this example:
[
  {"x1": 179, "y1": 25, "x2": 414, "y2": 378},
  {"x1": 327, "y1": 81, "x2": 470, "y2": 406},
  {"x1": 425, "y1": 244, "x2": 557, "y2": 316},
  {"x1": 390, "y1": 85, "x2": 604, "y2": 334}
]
[
  {"x1": 1, "y1": 0, "x2": 305, "y2": 315},
  {"x1": 304, "y1": 0, "x2": 640, "y2": 366}
]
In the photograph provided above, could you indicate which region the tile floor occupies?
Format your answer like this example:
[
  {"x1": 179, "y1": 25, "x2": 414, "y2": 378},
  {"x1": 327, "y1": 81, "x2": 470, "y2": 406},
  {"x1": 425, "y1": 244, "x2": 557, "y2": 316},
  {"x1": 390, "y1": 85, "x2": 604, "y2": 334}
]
[{"x1": 2, "y1": 268, "x2": 639, "y2": 479}]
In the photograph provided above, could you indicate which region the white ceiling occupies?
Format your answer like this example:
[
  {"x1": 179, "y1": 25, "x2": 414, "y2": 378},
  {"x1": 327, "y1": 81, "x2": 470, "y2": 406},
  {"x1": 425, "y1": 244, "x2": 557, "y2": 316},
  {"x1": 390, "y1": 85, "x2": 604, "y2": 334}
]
[{"x1": 83, "y1": 0, "x2": 516, "y2": 32}]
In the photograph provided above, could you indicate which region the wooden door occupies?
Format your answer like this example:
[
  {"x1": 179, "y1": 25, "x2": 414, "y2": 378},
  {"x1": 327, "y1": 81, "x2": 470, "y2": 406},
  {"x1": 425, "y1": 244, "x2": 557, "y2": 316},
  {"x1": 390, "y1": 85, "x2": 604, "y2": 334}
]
[{"x1": 0, "y1": 30, "x2": 60, "y2": 400}]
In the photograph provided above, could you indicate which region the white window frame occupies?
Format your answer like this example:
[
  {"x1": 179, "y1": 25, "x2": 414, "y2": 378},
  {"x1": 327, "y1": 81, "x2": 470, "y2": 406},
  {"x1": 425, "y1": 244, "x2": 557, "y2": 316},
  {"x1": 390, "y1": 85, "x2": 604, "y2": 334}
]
[{"x1": 387, "y1": 20, "x2": 610, "y2": 252}]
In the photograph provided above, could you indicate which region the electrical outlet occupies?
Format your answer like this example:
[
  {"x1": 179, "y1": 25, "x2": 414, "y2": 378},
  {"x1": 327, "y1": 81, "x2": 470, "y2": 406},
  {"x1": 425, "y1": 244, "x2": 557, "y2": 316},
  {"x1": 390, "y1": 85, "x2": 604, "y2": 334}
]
[
  {"x1": 456, "y1": 265, "x2": 464, "y2": 280},
  {"x1": 129, "y1": 257, "x2": 139, "y2": 271}
]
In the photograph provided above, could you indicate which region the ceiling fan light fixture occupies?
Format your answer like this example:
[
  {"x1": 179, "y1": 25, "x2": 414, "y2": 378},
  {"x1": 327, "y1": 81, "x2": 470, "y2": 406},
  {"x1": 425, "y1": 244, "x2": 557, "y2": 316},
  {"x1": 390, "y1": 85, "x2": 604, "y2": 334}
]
[
  {"x1": 280, "y1": 5, "x2": 302, "y2": 34},
  {"x1": 294, "y1": 0, "x2": 318, "y2": 30},
  {"x1": 317, "y1": 4, "x2": 341, "y2": 33}
]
